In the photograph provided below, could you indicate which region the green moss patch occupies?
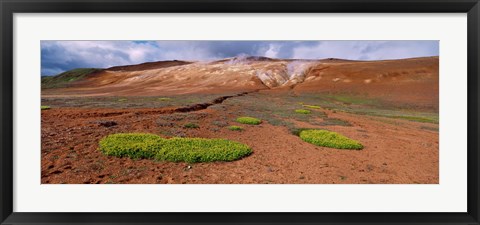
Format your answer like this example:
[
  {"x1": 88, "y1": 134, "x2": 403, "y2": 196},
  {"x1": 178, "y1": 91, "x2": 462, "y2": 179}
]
[
  {"x1": 228, "y1": 125, "x2": 243, "y2": 131},
  {"x1": 236, "y1": 117, "x2": 261, "y2": 125},
  {"x1": 99, "y1": 133, "x2": 165, "y2": 159},
  {"x1": 303, "y1": 105, "x2": 322, "y2": 109},
  {"x1": 41, "y1": 105, "x2": 51, "y2": 110},
  {"x1": 329, "y1": 94, "x2": 379, "y2": 105},
  {"x1": 99, "y1": 133, "x2": 252, "y2": 163},
  {"x1": 156, "y1": 138, "x2": 251, "y2": 163},
  {"x1": 41, "y1": 68, "x2": 100, "y2": 89},
  {"x1": 388, "y1": 115, "x2": 438, "y2": 123},
  {"x1": 295, "y1": 109, "x2": 311, "y2": 114},
  {"x1": 299, "y1": 129, "x2": 363, "y2": 150}
]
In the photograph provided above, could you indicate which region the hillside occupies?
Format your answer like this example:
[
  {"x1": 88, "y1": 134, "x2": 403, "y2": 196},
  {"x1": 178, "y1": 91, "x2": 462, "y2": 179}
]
[
  {"x1": 42, "y1": 56, "x2": 439, "y2": 108},
  {"x1": 294, "y1": 57, "x2": 439, "y2": 108},
  {"x1": 41, "y1": 68, "x2": 101, "y2": 89}
]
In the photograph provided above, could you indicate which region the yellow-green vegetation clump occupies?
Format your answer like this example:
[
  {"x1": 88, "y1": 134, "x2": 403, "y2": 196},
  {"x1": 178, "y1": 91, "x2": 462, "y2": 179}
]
[
  {"x1": 118, "y1": 98, "x2": 128, "y2": 102},
  {"x1": 299, "y1": 129, "x2": 363, "y2": 150},
  {"x1": 156, "y1": 138, "x2": 251, "y2": 163},
  {"x1": 158, "y1": 97, "x2": 171, "y2": 101},
  {"x1": 295, "y1": 109, "x2": 311, "y2": 114},
  {"x1": 389, "y1": 115, "x2": 438, "y2": 123},
  {"x1": 236, "y1": 117, "x2": 261, "y2": 125},
  {"x1": 99, "y1": 133, "x2": 252, "y2": 163},
  {"x1": 228, "y1": 125, "x2": 243, "y2": 131},
  {"x1": 99, "y1": 133, "x2": 164, "y2": 159},
  {"x1": 303, "y1": 105, "x2": 322, "y2": 109},
  {"x1": 41, "y1": 106, "x2": 51, "y2": 110}
]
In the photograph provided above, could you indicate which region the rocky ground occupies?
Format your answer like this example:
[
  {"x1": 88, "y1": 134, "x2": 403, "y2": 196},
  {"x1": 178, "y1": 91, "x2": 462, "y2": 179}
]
[{"x1": 41, "y1": 91, "x2": 438, "y2": 184}]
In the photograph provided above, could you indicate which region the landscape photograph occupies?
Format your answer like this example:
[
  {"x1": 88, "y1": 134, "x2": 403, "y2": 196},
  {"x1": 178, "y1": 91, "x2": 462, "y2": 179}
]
[{"x1": 41, "y1": 40, "x2": 439, "y2": 184}]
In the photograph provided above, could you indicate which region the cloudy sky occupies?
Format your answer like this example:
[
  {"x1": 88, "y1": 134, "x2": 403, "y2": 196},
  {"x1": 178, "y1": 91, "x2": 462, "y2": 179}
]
[{"x1": 41, "y1": 40, "x2": 439, "y2": 76}]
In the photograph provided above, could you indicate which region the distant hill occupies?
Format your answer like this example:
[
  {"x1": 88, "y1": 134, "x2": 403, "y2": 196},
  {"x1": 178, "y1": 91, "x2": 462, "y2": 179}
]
[
  {"x1": 41, "y1": 60, "x2": 193, "y2": 89},
  {"x1": 41, "y1": 68, "x2": 101, "y2": 89},
  {"x1": 107, "y1": 60, "x2": 191, "y2": 72},
  {"x1": 41, "y1": 56, "x2": 438, "y2": 108}
]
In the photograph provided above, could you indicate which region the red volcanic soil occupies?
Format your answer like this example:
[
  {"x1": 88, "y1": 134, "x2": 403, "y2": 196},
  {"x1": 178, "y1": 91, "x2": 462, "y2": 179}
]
[
  {"x1": 295, "y1": 57, "x2": 439, "y2": 110},
  {"x1": 41, "y1": 95, "x2": 438, "y2": 184},
  {"x1": 41, "y1": 56, "x2": 439, "y2": 184}
]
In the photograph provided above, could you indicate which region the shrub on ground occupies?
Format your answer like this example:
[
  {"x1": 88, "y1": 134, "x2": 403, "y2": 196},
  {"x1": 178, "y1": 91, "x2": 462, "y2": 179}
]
[
  {"x1": 303, "y1": 105, "x2": 322, "y2": 109},
  {"x1": 99, "y1": 133, "x2": 165, "y2": 159},
  {"x1": 228, "y1": 125, "x2": 243, "y2": 131},
  {"x1": 155, "y1": 138, "x2": 251, "y2": 163},
  {"x1": 299, "y1": 129, "x2": 363, "y2": 150},
  {"x1": 295, "y1": 109, "x2": 311, "y2": 114},
  {"x1": 236, "y1": 117, "x2": 261, "y2": 125},
  {"x1": 99, "y1": 133, "x2": 252, "y2": 163}
]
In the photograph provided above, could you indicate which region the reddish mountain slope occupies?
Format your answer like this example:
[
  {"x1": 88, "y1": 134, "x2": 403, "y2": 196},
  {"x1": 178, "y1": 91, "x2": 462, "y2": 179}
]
[
  {"x1": 295, "y1": 57, "x2": 439, "y2": 108},
  {"x1": 42, "y1": 56, "x2": 439, "y2": 108}
]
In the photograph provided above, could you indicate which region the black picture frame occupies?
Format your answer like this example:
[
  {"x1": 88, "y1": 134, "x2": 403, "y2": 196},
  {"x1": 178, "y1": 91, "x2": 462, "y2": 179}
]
[{"x1": 1, "y1": 0, "x2": 479, "y2": 224}]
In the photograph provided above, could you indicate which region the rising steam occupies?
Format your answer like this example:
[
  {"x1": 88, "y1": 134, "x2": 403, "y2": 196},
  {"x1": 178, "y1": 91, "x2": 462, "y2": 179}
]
[{"x1": 254, "y1": 60, "x2": 315, "y2": 88}]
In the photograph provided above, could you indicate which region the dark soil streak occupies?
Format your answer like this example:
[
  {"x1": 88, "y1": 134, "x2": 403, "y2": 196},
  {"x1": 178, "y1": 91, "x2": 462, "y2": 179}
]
[
  {"x1": 49, "y1": 91, "x2": 258, "y2": 118},
  {"x1": 174, "y1": 91, "x2": 254, "y2": 113}
]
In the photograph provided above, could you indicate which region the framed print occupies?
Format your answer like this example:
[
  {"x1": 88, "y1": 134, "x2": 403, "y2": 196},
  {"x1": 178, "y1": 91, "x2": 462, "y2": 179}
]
[{"x1": 1, "y1": 0, "x2": 479, "y2": 224}]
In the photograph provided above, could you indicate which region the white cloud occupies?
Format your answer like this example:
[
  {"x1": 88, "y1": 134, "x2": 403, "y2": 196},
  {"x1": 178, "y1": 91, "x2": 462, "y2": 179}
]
[
  {"x1": 155, "y1": 41, "x2": 219, "y2": 61},
  {"x1": 263, "y1": 44, "x2": 281, "y2": 58},
  {"x1": 41, "y1": 40, "x2": 439, "y2": 75},
  {"x1": 292, "y1": 41, "x2": 438, "y2": 60}
]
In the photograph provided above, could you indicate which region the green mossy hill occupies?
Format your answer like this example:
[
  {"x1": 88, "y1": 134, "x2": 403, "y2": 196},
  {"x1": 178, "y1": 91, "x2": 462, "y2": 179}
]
[{"x1": 41, "y1": 68, "x2": 101, "y2": 89}]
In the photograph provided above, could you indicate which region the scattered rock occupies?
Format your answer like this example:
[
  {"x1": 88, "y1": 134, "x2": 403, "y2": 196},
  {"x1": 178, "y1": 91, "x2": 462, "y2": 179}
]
[{"x1": 184, "y1": 165, "x2": 192, "y2": 171}]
